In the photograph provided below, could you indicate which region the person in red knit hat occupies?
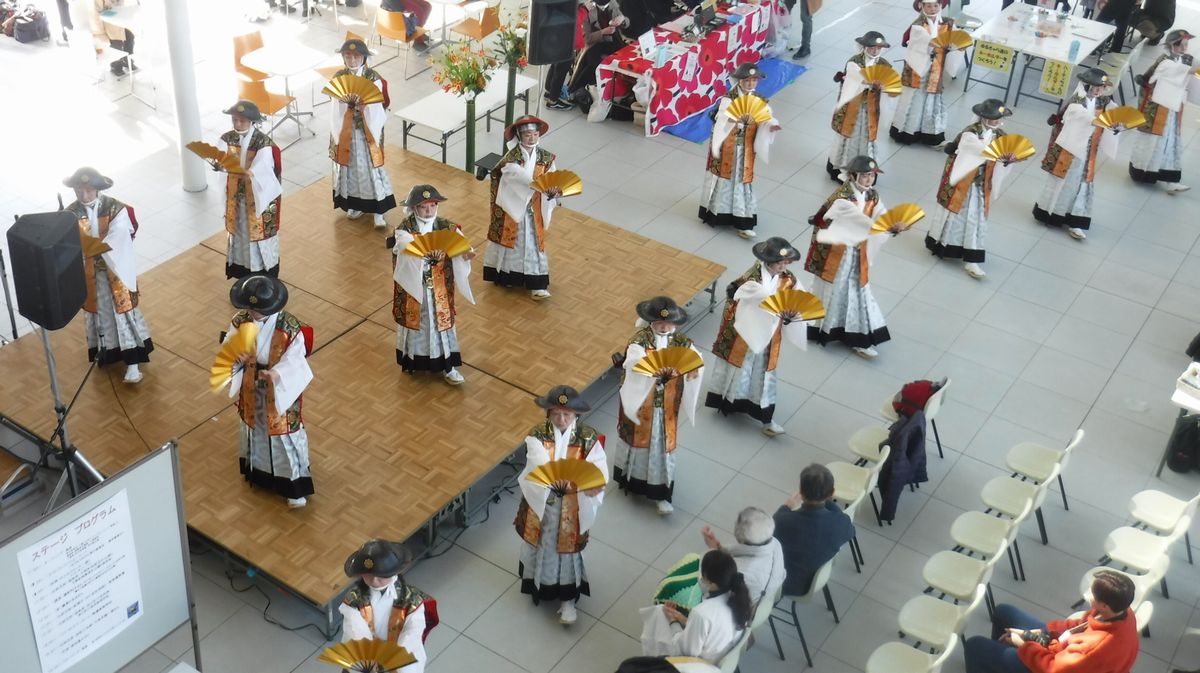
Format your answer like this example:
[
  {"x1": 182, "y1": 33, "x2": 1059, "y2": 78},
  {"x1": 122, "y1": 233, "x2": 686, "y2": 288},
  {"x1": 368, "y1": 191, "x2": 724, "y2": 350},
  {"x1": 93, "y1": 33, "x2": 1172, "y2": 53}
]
[{"x1": 964, "y1": 570, "x2": 1139, "y2": 673}]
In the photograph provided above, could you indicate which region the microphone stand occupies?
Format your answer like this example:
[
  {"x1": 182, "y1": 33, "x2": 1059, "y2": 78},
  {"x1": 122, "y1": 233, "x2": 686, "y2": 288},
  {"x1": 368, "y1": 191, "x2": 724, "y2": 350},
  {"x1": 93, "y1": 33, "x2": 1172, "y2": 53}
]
[{"x1": 39, "y1": 326, "x2": 105, "y2": 513}]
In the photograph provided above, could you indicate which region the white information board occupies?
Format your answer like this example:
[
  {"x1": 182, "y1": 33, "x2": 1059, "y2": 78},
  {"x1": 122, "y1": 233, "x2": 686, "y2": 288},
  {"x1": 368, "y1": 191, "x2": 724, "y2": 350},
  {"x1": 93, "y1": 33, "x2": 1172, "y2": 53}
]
[{"x1": 0, "y1": 444, "x2": 198, "y2": 673}]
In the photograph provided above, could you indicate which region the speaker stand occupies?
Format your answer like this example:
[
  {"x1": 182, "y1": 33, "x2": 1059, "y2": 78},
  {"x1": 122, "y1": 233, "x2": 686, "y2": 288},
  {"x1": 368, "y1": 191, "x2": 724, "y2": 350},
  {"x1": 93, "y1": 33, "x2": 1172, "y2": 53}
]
[
  {"x1": 38, "y1": 327, "x2": 105, "y2": 513},
  {"x1": 0, "y1": 247, "x2": 18, "y2": 342}
]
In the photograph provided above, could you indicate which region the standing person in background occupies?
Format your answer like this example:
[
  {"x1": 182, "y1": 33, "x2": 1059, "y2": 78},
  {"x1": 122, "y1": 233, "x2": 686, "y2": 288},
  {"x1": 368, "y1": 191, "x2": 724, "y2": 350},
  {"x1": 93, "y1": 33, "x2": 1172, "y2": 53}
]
[
  {"x1": 89, "y1": 0, "x2": 135, "y2": 76},
  {"x1": 1095, "y1": 0, "x2": 1139, "y2": 53},
  {"x1": 217, "y1": 101, "x2": 283, "y2": 279},
  {"x1": 789, "y1": 0, "x2": 818, "y2": 59},
  {"x1": 330, "y1": 38, "x2": 397, "y2": 229},
  {"x1": 63, "y1": 167, "x2": 153, "y2": 383}
]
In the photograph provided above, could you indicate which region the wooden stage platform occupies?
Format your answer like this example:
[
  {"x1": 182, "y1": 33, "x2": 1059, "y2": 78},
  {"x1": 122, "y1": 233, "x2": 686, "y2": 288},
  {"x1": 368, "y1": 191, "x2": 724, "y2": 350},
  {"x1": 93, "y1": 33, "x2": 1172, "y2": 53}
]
[{"x1": 0, "y1": 149, "x2": 723, "y2": 610}]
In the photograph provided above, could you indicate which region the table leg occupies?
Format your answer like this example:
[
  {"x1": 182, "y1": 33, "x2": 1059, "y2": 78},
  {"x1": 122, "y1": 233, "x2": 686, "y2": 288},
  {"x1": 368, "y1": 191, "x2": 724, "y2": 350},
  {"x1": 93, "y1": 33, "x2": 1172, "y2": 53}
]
[
  {"x1": 441, "y1": 132, "x2": 448, "y2": 163},
  {"x1": 403, "y1": 122, "x2": 412, "y2": 150}
]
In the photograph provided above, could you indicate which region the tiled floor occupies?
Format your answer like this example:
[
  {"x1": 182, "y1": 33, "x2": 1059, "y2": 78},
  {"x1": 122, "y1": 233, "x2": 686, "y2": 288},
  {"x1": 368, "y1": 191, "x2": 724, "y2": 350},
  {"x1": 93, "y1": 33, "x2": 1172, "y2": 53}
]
[{"x1": 2, "y1": 0, "x2": 1200, "y2": 671}]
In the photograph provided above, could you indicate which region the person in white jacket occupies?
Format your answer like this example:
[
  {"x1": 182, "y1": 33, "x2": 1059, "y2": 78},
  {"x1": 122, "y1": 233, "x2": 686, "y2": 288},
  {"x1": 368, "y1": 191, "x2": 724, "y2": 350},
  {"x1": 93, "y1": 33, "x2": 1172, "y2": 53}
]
[
  {"x1": 338, "y1": 540, "x2": 431, "y2": 673},
  {"x1": 641, "y1": 549, "x2": 754, "y2": 663}
]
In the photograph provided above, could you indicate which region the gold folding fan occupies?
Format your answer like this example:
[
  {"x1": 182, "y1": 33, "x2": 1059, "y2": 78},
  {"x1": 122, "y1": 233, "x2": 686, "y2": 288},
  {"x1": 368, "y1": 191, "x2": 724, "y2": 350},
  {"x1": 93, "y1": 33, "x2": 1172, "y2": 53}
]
[
  {"x1": 982, "y1": 134, "x2": 1037, "y2": 163},
  {"x1": 322, "y1": 73, "x2": 386, "y2": 105},
  {"x1": 931, "y1": 29, "x2": 974, "y2": 50},
  {"x1": 186, "y1": 141, "x2": 245, "y2": 175},
  {"x1": 759, "y1": 289, "x2": 826, "y2": 321},
  {"x1": 79, "y1": 233, "x2": 112, "y2": 257},
  {"x1": 632, "y1": 347, "x2": 704, "y2": 379},
  {"x1": 1093, "y1": 106, "x2": 1147, "y2": 131},
  {"x1": 209, "y1": 322, "x2": 259, "y2": 391},
  {"x1": 725, "y1": 94, "x2": 772, "y2": 124},
  {"x1": 872, "y1": 203, "x2": 926, "y2": 234},
  {"x1": 531, "y1": 170, "x2": 584, "y2": 197},
  {"x1": 401, "y1": 230, "x2": 472, "y2": 258},
  {"x1": 316, "y1": 639, "x2": 417, "y2": 672},
  {"x1": 859, "y1": 64, "x2": 903, "y2": 95},
  {"x1": 526, "y1": 458, "x2": 607, "y2": 492}
]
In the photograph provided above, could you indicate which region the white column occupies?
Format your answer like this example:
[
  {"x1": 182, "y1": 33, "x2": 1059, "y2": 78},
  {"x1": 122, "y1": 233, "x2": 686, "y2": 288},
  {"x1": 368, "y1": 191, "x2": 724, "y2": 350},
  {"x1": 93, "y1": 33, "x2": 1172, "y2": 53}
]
[{"x1": 163, "y1": 0, "x2": 206, "y2": 193}]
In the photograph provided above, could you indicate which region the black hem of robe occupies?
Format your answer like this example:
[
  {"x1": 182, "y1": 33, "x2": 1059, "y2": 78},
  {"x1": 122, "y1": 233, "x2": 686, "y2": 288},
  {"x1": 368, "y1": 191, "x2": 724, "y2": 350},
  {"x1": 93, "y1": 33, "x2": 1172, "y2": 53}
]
[
  {"x1": 925, "y1": 234, "x2": 985, "y2": 263},
  {"x1": 240, "y1": 459, "x2": 315, "y2": 498},
  {"x1": 807, "y1": 324, "x2": 892, "y2": 348},
  {"x1": 826, "y1": 159, "x2": 844, "y2": 183},
  {"x1": 705, "y1": 392, "x2": 776, "y2": 423},
  {"x1": 482, "y1": 266, "x2": 550, "y2": 290},
  {"x1": 889, "y1": 127, "x2": 945, "y2": 146},
  {"x1": 226, "y1": 262, "x2": 280, "y2": 280},
  {"x1": 90, "y1": 339, "x2": 154, "y2": 366},
  {"x1": 1128, "y1": 163, "x2": 1181, "y2": 184},
  {"x1": 396, "y1": 350, "x2": 462, "y2": 372},
  {"x1": 1032, "y1": 204, "x2": 1091, "y2": 230},
  {"x1": 699, "y1": 207, "x2": 757, "y2": 231},
  {"x1": 518, "y1": 563, "x2": 590, "y2": 604},
  {"x1": 612, "y1": 467, "x2": 673, "y2": 502},
  {"x1": 333, "y1": 192, "x2": 397, "y2": 214}
]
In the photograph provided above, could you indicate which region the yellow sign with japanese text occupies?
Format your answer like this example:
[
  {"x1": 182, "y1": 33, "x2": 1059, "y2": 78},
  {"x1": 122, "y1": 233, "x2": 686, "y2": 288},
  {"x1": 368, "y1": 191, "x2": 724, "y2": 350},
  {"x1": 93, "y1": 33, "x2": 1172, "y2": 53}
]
[
  {"x1": 1039, "y1": 59, "x2": 1073, "y2": 98},
  {"x1": 973, "y1": 40, "x2": 1015, "y2": 74}
]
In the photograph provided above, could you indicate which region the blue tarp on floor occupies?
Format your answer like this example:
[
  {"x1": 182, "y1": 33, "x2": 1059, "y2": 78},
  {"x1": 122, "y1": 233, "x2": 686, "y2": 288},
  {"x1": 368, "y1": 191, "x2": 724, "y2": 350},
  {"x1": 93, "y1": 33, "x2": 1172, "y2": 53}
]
[{"x1": 661, "y1": 58, "x2": 807, "y2": 144}]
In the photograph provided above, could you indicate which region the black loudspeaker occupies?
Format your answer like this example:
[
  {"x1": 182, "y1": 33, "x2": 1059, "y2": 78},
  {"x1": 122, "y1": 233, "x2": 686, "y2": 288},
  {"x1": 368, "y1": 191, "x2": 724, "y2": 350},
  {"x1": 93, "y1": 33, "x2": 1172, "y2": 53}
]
[
  {"x1": 5, "y1": 211, "x2": 86, "y2": 330},
  {"x1": 529, "y1": 0, "x2": 577, "y2": 65}
]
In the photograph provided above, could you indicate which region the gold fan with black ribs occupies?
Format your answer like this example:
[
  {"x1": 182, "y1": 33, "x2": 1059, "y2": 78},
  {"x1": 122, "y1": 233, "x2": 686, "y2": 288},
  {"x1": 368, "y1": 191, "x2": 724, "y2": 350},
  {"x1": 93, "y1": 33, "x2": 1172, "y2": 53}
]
[
  {"x1": 725, "y1": 94, "x2": 772, "y2": 124},
  {"x1": 531, "y1": 170, "x2": 584, "y2": 197},
  {"x1": 632, "y1": 346, "x2": 704, "y2": 380},
  {"x1": 931, "y1": 29, "x2": 974, "y2": 50},
  {"x1": 859, "y1": 64, "x2": 903, "y2": 95},
  {"x1": 527, "y1": 458, "x2": 607, "y2": 494},
  {"x1": 872, "y1": 203, "x2": 926, "y2": 234},
  {"x1": 186, "y1": 141, "x2": 245, "y2": 175},
  {"x1": 982, "y1": 135, "x2": 1037, "y2": 163},
  {"x1": 759, "y1": 289, "x2": 826, "y2": 322},
  {"x1": 79, "y1": 233, "x2": 112, "y2": 258},
  {"x1": 210, "y1": 322, "x2": 260, "y2": 391},
  {"x1": 317, "y1": 639, "x2": 417, "y2": 672},
  {"x1": 1093, "y1": 106, "x2": 1147, "y2": 131},
  {"x1": 323, "y1": 74, "x2": 386, "y2": 105},
  {"x1": 401, "y1": 230, "x2": 473, "y2": 259}
]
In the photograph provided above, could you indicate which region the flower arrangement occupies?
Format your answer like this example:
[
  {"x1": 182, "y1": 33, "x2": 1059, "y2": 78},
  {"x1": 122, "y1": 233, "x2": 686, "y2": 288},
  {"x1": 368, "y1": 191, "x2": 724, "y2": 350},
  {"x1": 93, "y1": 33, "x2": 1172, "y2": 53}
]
[
  {"x1": 431, "y1": 43, "x2": 498, "y2": 98},
  {"x1": 494, "y1": 12, "x2": 529, "y2": 70}
]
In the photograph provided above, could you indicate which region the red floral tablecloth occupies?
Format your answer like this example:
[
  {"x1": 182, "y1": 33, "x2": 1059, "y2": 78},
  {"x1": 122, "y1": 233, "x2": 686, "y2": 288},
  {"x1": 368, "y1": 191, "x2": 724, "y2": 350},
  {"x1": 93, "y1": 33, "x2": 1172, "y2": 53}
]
[{"x1": 596, "y1": 3, "x2": 773, "y2": 136}]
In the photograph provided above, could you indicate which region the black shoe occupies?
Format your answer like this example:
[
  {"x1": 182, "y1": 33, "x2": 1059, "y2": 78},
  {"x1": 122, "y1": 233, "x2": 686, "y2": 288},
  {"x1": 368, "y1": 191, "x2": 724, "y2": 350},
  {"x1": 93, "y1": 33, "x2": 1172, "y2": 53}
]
[
  {"x1": 793, "y1": 46, "x2": 811, "y2": 59},
  {"x1": 413, "y1": 39, "x2": 430, "y2": 54},
  {"x1": 545, "y1": 98, "x2": 574, "y2": 110}
]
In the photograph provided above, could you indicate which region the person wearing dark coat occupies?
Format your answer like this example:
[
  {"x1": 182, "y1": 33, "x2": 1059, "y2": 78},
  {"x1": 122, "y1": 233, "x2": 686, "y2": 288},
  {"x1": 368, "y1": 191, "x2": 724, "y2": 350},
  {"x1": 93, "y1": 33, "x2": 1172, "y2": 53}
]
[
  {"x1": 876, "y1": 410, "x2": 928, "y2": 523},
  {"x1": 773, "y1": 464, "x2": 855, "y2": 596}
]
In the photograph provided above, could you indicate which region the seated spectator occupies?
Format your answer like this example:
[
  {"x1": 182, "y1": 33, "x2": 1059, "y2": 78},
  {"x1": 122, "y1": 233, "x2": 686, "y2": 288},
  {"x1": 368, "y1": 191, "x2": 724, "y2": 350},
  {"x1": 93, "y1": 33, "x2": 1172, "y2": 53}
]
[
  {"x1": 892, "y1": 377, "x2": 947, "y2": 417},
  {"x1": 90, "y1": 0, "x2": 135, "y2": 76},
  {"x1": 616, "y1": 656, "x2": 720, "y2": 673},
  {"x1": 382, "y1": 0, "x2": 432, "y2": 52},
  {"x1": 567, "y1": 0, "x2": 630, "y2": 105},
  {"x1": 773, "y1": 464, "x2": 856, "y2": 596},
  {"x1": 964, "y1": 570, "x2": 1139, "y2": 673},
  {"x1": 640, "y1": 549, "x2": 752, "y2": 663},
  {"x1": 700, "y1": 506, "x2": 786, "y2": 606}
]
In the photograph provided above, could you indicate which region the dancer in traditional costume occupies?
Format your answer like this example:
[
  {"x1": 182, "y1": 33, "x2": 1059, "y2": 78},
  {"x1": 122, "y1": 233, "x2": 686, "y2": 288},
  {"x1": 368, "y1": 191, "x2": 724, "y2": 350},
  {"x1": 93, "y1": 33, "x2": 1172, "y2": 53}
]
[
  {"x1": 1129, "y1": 29, "x2": 1198, "y2": 193},
  {"x1": 389, "y1": 184, "x2": 475, "y2": 385},
  {"x1": 827, "y1": 31, "x2": 894, "y2": 182},
  {"x1": 807, "y1": 156, "x2": 891, "y2": 357},
  {"x1": 515, "y1": 386, "x2": 607, "y2": 624},
  {"x1": 700, "y1": 62, "x2": 782, "y2": 239},
  {"x1": 63, "y1": 167, "x2": 152, "y2": 383},
  {"x1": 927, "y1": 99, "x2": 1011, "y2": 280},
  {"x1": 484, "y1": 116, "x2": 561, "y2": 300},
  {"x1": 217, "y1": 100, "x2": 283, "y2": 279},
  {"x1": 330, "y1": 38, "x2": 396, "y2": 228},
  {"x1": 613, "y1": 297, "x2": 703, "y2": 515},
  {"x1": 1033, "y1": 69, "x2": 1120, "y2": 241},
  {"x1": 225, "y1": 275, "x2": 314, "y2": 508},
  {"x1": 706, "y1": 237, "x2": 802, "y2": 437},
  {"x1": 340, "y1": 540, "x2": 432, "y2": 673},
  {"x1": 890, "y1": 0, "x2": 958, "y2": 146}
]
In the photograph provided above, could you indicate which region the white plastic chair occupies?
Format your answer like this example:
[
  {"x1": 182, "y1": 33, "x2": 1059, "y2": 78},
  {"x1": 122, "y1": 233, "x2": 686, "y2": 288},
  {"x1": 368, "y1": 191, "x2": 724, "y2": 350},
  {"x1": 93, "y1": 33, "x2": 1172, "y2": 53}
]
[
  {"x1": 829, "y1": 445, "x2": 891, "y2": 527},
  {"x1": 766, "y1": 559, "x2": 838, "y2": 667},
  {"x1": 1129, "y1": 489, "x2": 1200, "y2": 565},
  {"x1": 716, "y1": 627, "x2": 753, "y2": 673},
  {"x1": 1006, "y1": 429, "x2": 1085, "y2": 511},
  {"x1": 850, "y1": 425, "x2": 890, "y2": 465},
  {"x1": 1075, "y1": 558, "x2": 1166, "y2": 613},
  {"x1": 1101, "y1": 515, "x2": 1192, "y2": 599},
  {"x1": 879, "y1": 379, "x2": 951, "y2": 458},
  {"x1": 981, "y1": 463, "x2": 1062, "y2": 545},
  {"x1": 898, "y1": 583, "x2": 988, "y2": 652},
  {"x1": 950, "y1": 499, "x2": 1033, "y2": 582},
  {"x1": 865, "y1": 633, "x2": 958, "y2": 673},
  {"x1": 922, "y1": 539, "x2": 1009, "y2": 619}
]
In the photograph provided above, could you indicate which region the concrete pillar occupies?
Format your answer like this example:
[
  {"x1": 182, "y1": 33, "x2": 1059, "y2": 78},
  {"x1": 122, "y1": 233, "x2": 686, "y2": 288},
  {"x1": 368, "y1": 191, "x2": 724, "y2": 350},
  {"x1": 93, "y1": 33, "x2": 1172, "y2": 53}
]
[{"x1": 163, "y1": 0, "x2": 206, "y2": 193}]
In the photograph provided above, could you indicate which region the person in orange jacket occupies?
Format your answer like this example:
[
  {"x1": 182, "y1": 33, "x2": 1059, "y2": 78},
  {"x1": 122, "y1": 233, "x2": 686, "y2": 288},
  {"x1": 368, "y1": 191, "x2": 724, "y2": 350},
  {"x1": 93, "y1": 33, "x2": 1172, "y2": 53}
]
[{"x1": 964, "y1": 570, "x2": 1139, "y2": 673}]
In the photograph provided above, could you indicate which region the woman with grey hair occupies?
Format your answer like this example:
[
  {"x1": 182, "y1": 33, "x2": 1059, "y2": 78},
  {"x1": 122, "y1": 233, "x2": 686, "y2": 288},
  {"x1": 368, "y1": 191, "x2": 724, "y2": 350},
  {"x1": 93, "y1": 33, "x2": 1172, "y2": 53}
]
[{"x1": 701, "y1": 506, "x2": 786, "y2": 605}]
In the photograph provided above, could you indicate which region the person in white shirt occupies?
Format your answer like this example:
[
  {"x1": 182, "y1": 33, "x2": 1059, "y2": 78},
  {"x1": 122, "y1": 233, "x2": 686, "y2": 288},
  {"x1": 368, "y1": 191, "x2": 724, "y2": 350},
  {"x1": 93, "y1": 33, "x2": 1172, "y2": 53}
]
[
  {"x1": 338, "y1": 540, "x2": 431, "y2": 673},
  {"x1": 515, "y1": 385, "x2": 607, "y2": 625},
  {"x1": 700, "y1": 507, "x2": 786, "y2": 607},
  {"x1": 224, "y1": 275, "x2": 314, "y2": 508},
  {"x1": 63, "y1": 167, "x2": 152, "y2": 383},
  {"x1": 215, "y1": 100, "x2": 283, "y2": 279},
  {"x1": 641, "y1": 549, "x2": 753, "y2": 663}
]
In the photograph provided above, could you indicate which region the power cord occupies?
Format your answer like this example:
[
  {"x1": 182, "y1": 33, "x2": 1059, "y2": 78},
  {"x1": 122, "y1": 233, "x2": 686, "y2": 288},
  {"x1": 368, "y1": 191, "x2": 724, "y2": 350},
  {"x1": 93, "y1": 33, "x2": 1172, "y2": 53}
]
[{"x1": 226, "y1": 572, "x2": 335, "y2": 641}]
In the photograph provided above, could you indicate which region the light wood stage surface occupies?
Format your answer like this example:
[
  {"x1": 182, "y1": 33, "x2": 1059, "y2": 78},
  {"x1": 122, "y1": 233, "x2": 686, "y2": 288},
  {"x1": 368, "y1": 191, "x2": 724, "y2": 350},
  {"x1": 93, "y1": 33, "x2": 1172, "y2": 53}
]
[{"x1": 0, "y1": 148, "x2": 723, "y2": 608}]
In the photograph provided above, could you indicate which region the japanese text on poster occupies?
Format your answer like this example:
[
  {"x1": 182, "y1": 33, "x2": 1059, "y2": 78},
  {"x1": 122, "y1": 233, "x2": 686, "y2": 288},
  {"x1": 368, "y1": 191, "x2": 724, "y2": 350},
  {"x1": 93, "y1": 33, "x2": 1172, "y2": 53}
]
[
  {"x1": 18, "y1": 490, "x2": 143, "y2": 673},
  {"x1": 1039, "y1": 59, "x2": 1072, "y2": 97},
  {"x1": 973, "y1": 40, "x2": 1015, "y2": 73}
]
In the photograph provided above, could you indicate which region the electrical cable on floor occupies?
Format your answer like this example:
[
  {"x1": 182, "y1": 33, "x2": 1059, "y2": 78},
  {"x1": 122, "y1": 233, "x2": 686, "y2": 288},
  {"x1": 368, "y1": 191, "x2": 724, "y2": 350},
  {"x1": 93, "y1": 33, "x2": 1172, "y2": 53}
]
[
  {"x1": 421, "y1": 462, "x2": 520, "y2": 560},
  {"x1": 227, "y1": 572, "x2": 335, "y2": 641}
]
